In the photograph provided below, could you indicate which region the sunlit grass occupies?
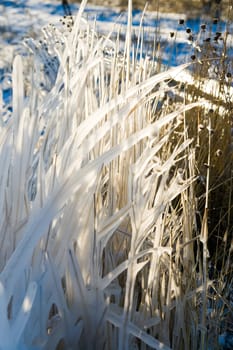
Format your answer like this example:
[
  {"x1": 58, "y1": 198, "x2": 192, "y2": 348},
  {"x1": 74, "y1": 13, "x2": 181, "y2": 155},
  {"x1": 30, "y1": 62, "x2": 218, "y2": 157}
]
[{"x1": 0, "y1": 1, "x2": 232, "y2": 349}]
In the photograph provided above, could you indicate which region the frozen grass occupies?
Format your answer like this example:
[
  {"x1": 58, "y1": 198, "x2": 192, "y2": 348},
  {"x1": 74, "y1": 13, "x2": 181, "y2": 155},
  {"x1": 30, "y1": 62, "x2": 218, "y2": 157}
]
[{"x1": 0, "y1": 0, "x2": 232, "y2": 349}]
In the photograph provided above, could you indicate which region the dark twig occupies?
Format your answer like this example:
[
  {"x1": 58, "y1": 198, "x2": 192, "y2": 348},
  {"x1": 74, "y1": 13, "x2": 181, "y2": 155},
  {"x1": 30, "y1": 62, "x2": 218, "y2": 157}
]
[{"x1": 62, "y1": 0, "x2": 72, "y2": 17}]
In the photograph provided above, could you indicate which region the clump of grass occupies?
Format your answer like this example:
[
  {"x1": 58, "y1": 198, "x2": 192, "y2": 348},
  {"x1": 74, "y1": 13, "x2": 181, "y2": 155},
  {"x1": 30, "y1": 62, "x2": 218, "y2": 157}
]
[
  {"x1": 157, "y1": 5, "x2": 233, "y2": 347},
  {"x1": 0, "y1": 1, "x2": 232, "y2": 349}
]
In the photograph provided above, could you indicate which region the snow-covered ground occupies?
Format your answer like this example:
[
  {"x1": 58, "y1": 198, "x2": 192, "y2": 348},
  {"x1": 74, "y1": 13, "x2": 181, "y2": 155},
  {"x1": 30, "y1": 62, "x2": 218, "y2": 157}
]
[
  {"x1": 1, "y1": 0, "x2": 233, "y2": 111},
  {"x1": 1, "y1": 0, "x2": 233, "y2": 68}
]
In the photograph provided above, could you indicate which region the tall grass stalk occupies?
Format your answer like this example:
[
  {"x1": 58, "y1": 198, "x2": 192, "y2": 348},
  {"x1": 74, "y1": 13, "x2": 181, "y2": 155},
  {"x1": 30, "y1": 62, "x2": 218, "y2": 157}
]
[{"x1": 0, "y1": 1, "x2": 232, "y2": 349}]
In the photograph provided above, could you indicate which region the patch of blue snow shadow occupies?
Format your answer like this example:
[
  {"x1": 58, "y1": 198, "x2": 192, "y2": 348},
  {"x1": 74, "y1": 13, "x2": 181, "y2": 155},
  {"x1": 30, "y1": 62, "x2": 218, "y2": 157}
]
[
  {"x1": 2, "y1": 88, "x2": 12, "y2": 106},
  {"x1": 84, "y1": 7, "x2": 120, "y2": 22},
  {"x1": 1, "y1": 0, "x2": 23, "y2": 8},
  {"x1": 219, "y1": 332, "x2": 233, "y2": 350},
  {"x1": 0, "y1": 69, "x2": 12, "y2": 107},
  {"x1": 40, "y1": 2, "x2": 72, "y2": 16}
]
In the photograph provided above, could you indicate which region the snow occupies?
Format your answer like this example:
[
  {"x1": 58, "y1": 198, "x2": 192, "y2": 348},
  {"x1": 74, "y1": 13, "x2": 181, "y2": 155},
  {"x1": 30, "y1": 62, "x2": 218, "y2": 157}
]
[
  {"x1": 1, "y1": 0, "x2": 232, "y2": 118},
  {"x1": 2, "y1": 0, "x2": 232, "y2": 110},
  {"x1": 1, "y1": 0, "x2": 233, "y2": 68}
]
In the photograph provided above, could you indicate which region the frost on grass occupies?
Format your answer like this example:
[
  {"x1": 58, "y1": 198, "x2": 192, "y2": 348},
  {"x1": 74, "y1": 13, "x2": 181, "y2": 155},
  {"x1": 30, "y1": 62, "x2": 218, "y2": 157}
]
[{"x1": 0, "y1": 1, "x2": 217, "y2": 350}]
